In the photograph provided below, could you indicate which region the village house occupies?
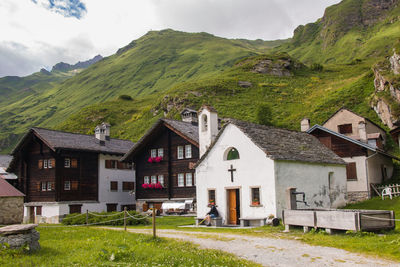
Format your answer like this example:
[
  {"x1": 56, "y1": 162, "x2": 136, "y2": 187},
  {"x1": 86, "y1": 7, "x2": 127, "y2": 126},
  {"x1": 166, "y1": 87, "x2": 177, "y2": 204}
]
[
  {"x1": 7, "y1": 123, "x2": 135, "y2": 223},
  {"x1": 304, "y1": 108, "x2": 400, "y2": 202},
  {"x1": 121, "y1": 110, "x2": 199, "y2": 212},
  {"x1": 390, "y1": 127, "x2": 400, "y2": 149},
  {"x1": 0, "y1": 178, "x2": 25, "y2": 225},
  {"x1": 195, "y1": 106, "x2": 347, "y2": 226},
  {"x1": 0, "y1": 155, "x2": 18, "y2": 187}
]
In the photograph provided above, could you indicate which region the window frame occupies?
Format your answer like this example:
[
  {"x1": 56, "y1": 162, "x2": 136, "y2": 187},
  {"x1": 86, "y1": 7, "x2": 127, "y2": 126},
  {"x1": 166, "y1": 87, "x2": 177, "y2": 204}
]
[
  {"x1": 185, "y1": 173, "x2": 193, "y2": 187},
  {"x1": 64, "y1": 158, "x2": 71, "y2": 168},
  {"x1": 47, "y1": 159, "x2": 53, "y2": 169},
  {"x1": 177, "y1": 173, "x2": 184, "y2": 187},
  {"x1": 47, "y1": 182, "x2": 53, "y2": 191},
  {"x1": 208, "y1": 189, "x2": 216, "y2": 206},
  {"x1": 122, "y1": 182, "x2": 134, "y2": 191},
  {"x1": 64, "y1": 180, "x2": 71, "y2": 191},
  {"x1": 177, "y1": 146, "x2": 184, "y2": 159},
  {"x1": 185, "y1": 145, "x2": 192, "y2": 159},
  {"x1": 158, "y1": 175, "x2": 164, "y2": 186},
  {"x1": 250, "y1": 187, "x2": 261, "y2": 206},
  {"x1": 226, "y1": 148, "x2": 240, "y2": 161},
  {"x1": 151, "y1": 149, "x2": 157, "y2": 158},
  {"x1": 43, "y1": 159, "x2": 48, "y2": 169},
  {"x1": 41, "y1": 182, "x2": 47, "y2": 191},
  {"x1": 346, "y1": 162, "x2": 357, "y2": 181},
  {"x1": 158, "y1": 148, "x2": 164, "y2": 157},
  {"x1": 110, "y1": 181, "x2": 118, "y2": 192},
  {"x1": 338, "y1": 124, "x2": 353, "y2": 134},
  {"x1": 144, "y1": 176, "x2": 150, "y2": 184},
  {"x1": 151, "y1": 175, "x2": 157, "y2": 184}
]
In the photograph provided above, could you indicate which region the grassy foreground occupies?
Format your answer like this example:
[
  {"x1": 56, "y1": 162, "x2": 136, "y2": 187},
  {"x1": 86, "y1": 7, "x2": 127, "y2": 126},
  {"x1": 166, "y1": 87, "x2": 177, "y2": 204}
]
[{"x1": 0, "y1": 226, "x2": 259, "y2": 267}]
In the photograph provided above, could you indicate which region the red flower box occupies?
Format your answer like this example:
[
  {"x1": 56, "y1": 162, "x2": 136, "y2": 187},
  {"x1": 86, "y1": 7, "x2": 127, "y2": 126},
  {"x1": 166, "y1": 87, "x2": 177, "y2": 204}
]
[
  {"x1": 142, "y1": 182, "x2": 163, "y2": 189},
  {"x1": 148, "y1": 156, "x2": 163, "y2": 163}
]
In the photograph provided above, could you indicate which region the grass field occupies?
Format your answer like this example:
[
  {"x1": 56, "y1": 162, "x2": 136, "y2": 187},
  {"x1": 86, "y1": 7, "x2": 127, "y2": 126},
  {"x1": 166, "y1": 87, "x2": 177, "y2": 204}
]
[{"x1": 0, "y1": 226, "x2": 259, "y2": 267}]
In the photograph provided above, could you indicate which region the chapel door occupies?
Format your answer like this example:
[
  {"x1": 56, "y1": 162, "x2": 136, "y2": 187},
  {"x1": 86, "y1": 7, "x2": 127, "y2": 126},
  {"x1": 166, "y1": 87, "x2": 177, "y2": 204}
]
[{"x1": 228, "y1": 189, "x2": 240, "y2": 225}]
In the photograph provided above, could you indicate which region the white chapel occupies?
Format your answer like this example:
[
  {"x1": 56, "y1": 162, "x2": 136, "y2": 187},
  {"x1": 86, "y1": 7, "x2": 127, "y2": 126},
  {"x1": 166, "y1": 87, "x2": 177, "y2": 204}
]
[{"x1": 195, "y1": 106, "x2": 347, "y2": 226}]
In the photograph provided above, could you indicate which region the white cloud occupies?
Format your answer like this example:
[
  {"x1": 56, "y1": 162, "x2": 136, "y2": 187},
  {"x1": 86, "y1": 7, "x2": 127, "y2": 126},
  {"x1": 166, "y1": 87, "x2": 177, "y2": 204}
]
[{"x1": 0, "y1": 0, "x2": 340, "y2": 77}]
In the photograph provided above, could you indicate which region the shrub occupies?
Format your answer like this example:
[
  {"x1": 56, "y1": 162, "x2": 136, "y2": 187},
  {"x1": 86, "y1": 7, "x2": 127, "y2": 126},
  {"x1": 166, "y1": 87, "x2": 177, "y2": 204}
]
[
  {"x1": 310, "y1": 63, "x2": 323, "y2": 71},
  {"x1": 256, "y1": 104, "x2": 273, "y2": 126},
  {"x1": 118, "y1": 95, "x2": 133, "y2": 101},
  {"x1": 61, "y1": 211, "x2": 150, "y2": 226}
]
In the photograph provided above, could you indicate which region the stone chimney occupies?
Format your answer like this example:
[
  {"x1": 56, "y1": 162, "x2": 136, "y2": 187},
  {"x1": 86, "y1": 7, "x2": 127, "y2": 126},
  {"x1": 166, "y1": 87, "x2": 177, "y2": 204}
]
[
  {"x1": 301, "y1": 118, "x2": 310, "y2": 132},
  {"x1": 181, "y1": 108, "x2": 198, "y2": 124},
  {"x1": 358, "y1": 121, "x2": 367, "y2": 143},
  {"x1": 198, "y1": 105, "x2": 219, "y2": 157},
  {"x1": 95, "y1": 122, "x2": 111, "y2": 145}
]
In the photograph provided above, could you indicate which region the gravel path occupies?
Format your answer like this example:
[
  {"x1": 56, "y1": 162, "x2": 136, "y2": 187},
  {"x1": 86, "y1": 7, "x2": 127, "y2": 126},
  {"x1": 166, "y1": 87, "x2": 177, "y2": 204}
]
[{"x1": 103, "y1": 228, "x2": 399, "y2": 267}]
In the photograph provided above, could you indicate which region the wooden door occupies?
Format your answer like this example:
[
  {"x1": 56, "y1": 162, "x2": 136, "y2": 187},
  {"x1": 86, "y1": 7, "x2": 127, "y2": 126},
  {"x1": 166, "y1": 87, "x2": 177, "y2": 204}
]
[
  {"x1": 29, "y1": 206, "x2": 35, "y2": 223},
  {"x1": 228, "y1": 190, "x2": 237, "y2": 225}
]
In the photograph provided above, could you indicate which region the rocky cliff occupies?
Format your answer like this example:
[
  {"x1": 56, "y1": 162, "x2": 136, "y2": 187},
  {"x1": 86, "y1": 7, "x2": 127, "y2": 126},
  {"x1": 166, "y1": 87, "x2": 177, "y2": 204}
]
[{"x1": 371, "y1": 48, "x2": 400, "y2": 129}]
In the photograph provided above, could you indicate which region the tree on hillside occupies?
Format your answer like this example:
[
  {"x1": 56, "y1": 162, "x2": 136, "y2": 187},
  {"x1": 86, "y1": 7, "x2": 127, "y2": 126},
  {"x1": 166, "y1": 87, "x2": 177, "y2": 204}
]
[{"x1": 256, "y1": 104, "x2": 273, "y2": 126}]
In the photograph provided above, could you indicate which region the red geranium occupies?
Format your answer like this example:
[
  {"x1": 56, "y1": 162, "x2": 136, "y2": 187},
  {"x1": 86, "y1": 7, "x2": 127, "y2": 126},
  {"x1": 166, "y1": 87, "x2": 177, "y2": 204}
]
[{"x1": 148, "y1": 157, "x2": 153, "y2": 163}]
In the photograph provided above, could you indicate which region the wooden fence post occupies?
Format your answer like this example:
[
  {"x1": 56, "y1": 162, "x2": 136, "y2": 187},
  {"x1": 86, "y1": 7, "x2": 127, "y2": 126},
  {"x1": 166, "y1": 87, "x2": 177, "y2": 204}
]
[
  {"x1": 152, "y1": 208, "x2": 156, "y2": 238},
  {"x1": 86, "y1": 210, "x2": 89, "y2": 226},
  {"x1": 124, "y1": 207, "x2": 127, "y2": 231}
]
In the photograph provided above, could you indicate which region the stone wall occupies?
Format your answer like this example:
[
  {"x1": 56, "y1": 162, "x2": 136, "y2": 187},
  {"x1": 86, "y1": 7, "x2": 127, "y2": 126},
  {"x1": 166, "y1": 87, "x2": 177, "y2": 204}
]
[
  {"x1": 0, "y1": 197, "x2": 24, "y2": 225},
  {"x1": 346, "y1": 191, "x2": 369, "y2": 203}
]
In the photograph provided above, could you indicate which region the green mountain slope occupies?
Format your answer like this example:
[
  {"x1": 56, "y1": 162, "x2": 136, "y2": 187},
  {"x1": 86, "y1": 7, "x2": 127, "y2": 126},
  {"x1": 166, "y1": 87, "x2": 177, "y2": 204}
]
[
  {"x1": 278, "y1": 0, "x2": 400, "y2": 64},
  {"x1": 0, "y1": 30, "x2": 280, "y2": 153}
]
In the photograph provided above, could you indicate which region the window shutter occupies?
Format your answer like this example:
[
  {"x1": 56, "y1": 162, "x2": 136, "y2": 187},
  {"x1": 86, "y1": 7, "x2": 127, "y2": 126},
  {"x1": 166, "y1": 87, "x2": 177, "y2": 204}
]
[
  {"x1": 117, "y1": 161, "x2": 124, "y2": 169},
  {"x1": 51, "y1": 159, "x2": 56, "y2": 168},
  {"x1": 105, "y1": 160, "x2": 111, "y2": 169},
  {"x1": 71, "y1": 181, "x2": 79, "y2": 190},
  {"x1": 37, "y1": 182, "x2": 42, "y2": 191},
  {"x1": 51, "y1": 182, "x2": 55, "y2": 190},
  {"x1": 346, "y1": 162, "x2": 357, "y2": 180},
  {"x1": 71, "y1": 159, "x2": 78, "y2": 168},
  {"x1": 38, "y1": 160, "x2": 43, "y2": 169}
]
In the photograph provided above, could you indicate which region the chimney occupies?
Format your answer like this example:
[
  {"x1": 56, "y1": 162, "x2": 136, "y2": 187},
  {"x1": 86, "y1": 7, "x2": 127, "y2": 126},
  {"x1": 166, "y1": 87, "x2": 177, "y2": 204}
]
[
  {"x1": 358, "y1": 121, "x2": 367, "y2": 143},
  {"x1": 181, "y1": 108, "x2": 198, "y2": 124},
  {"x1": 301, "y1": 118, "x2": 310, "y2": 132},
  {"x1": 95, "y1": 122, "x2": 111, "y2": 145},
  {"x1": 198, "y1": 105, "x2": 218, "y2": 157}
]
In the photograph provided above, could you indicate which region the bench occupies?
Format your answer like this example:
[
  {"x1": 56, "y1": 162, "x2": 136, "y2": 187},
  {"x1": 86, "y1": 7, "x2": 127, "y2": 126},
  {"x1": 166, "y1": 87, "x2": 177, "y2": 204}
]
[
  {"x1": 239, "y1": 217, "x2": 267, "y2": 227},
  {"x1": 196, "y1": 217, "x2": 223, "y2": 227}
]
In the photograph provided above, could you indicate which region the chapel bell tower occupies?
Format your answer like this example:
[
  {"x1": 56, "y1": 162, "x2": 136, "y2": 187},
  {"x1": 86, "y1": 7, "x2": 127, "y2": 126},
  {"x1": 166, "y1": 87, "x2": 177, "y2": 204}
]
[{"x1": 198, "y1": 105, "x2": 218, "y2": 157}]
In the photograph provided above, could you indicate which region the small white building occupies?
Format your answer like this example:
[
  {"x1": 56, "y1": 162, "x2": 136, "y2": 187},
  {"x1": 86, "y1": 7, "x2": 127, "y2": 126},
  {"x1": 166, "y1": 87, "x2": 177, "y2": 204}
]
[{"x1": 195, "y1": 107, "x2": 347, "y2": 226}]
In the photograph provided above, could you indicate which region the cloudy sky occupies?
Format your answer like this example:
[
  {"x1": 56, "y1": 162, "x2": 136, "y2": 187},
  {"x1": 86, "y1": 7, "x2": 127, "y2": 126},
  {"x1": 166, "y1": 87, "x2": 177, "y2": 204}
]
[{"x1": 0, "y1": 0, "x2": 340, "y2": 77}]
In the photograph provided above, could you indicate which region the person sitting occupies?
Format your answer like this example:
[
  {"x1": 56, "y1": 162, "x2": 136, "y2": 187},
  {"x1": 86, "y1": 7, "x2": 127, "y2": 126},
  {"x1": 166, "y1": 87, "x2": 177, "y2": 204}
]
[{"x1": 205, "y1": 205, "x2": 219, "y2": 226}]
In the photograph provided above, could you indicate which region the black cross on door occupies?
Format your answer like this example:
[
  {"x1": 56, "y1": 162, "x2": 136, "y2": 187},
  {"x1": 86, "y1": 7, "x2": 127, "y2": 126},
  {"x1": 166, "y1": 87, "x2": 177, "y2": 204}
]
[{"x1": 228, "y1": 164, "x2": 236, "y2": 182}]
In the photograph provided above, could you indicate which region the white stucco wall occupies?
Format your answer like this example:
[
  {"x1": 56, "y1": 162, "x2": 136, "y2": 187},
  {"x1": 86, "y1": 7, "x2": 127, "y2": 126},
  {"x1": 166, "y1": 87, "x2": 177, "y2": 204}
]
[
  {"x1": 98, "y1": 154, "x2": 136, "y2": 210},
  {"x1": 342, "y1": 156, "x2": 368, "y2": 192},
  {"x1": 274, "y1": 161, "x2": 347, "y2": 217},
  {"x1": 367, "y1": 153, "x2": 394, "y2": 184},
  {"x1": 196, "y1": 124, "x2": 276, "y2": 224}
]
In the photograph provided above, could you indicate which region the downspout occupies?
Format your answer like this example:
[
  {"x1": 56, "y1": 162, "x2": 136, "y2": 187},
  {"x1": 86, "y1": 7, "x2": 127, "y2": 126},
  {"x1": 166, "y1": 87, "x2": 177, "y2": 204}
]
[{"x1": 365, "y1": 152, "x2": 379, "y2": 199}]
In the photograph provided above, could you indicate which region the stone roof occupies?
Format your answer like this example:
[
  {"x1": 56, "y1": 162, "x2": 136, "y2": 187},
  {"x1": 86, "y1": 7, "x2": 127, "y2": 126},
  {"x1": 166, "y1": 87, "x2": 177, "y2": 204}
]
[
  {"x1": 12, "y1": 127, "x2": 134, "y2": 155},
  {"x1": 121, "y1": 118, "x2": 198, "y2": 161},
  {"x1": 197, "y1": 119, "x2": 345, "y2": 167},
  {"x1": 0, "y1": 178, "x2": 24, "y2": 197}
]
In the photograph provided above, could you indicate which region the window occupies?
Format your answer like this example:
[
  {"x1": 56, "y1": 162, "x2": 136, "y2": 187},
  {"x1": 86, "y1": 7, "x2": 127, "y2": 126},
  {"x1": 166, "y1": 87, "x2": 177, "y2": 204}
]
[
  {"x1": 144, "y1": 176, "x2": 150, "y2": 184},
  {"x1": 328, "y1": 172, "x2": 334, "y2": 190},
  {"x1": 251, "y1": 188, "x2": 260, "y2": 206},
  {"x1": 41, "y1": 182, "x2": 47, "y2": 191},
  {"x1": 69, "y1": 204, "x2": 82, "y2": 214},
  {"x1": 338, "y1": 124, "x2": 353, "y2": 134},
  {"x1": 202, "y1": 114, "x2": 208, "y2": 132},
  {"x1": 186, "y1": 173, "x2": 193, "y2": 187},
  {"x1": 64, "y1": 181, "x2": 71, "y2": 191},
  {"x1": 158, "y1": 175, "x2": 164, "y2": 186},
  {"x1": 151, "y1": 149, "x2": 157, "y2": 158},
  {"x1": 38, "y1": 160, "x2": 43, "y2": 169},
  {"x1": 158, "y1": 148, "x2": 164, "y2": 157},
  {"x1": 110, "y1": 181, "x2": 118, "y2": 191},
  {"x1": 123, "y1": 182, "x2": 135, "y2": 191},
  {"x1": 226, "y1": 148, "x2": 240, "y2": 160},
  {"x1": 106, "y1": 203, "x2": 118, "y2": 212},
  {"x1": 177, "y1": 146, "x2": 184, "y2": 159},
  {"x1": 178, "y1": 173, "x2": 184, "y2": 187},
  {"x1": 47, "y1": 182, "x2": 53, "y2": 191},
  {"x1": 151, "y1": 175, "x2": 157, "y2": 184},
  {"x1": 346, "y1": 162, "x2": 357, "y2": 180},
  {"x1": 44, "y1": 159, "x2": 48, "y2": 169},
  {"x1": 185, "y1": 145, "x2": 192, "y2": 158},
  {"x1": 105, "y1": 160, "x2": 117, "y2": 169},
  {"x1": 208, "y1": 189, "x2": 216, "y2": 205},
  {"x1": 64, "y1": 158, "x2": 71, "y2": 168},
  {"x1": 71, "y1": 158, "x2": 78, "y2": 168},
  {"x1": 47, "y1": 159, "x2": 55, "y2": 169}
]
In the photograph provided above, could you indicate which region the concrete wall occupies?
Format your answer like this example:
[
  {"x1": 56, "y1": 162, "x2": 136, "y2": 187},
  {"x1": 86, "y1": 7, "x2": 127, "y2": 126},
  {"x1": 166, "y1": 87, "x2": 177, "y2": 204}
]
[
  {"x1": 274, "y1": 161, "x2": 347, "y2": 217},
  {"x1": 0, "y1": 196, "x2": 24, "y2": 225},
  {"x1": 98, "y1": 154, "x2": 136, "y2": 209},
  {"x1": 196, "y1": 124, "x2": 276, "y2": 224},
  {"x1": 367, "y1": 153, "x2": 394, "y2": 184},
  {"x1": 342, "y1": 156, "x2": 368, "y2": 192}
]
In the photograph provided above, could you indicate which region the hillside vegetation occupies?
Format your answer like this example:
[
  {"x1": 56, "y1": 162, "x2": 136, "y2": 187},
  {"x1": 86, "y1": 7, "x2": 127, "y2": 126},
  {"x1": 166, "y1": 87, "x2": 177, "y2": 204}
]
[{"x1": 1, "y1": 0, "x2": 400, "y2": 154}]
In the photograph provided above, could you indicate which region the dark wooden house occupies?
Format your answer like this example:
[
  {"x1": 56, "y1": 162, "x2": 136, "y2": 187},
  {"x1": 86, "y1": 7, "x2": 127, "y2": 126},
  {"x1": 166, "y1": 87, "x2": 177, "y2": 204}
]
[
  {"x1": 7, "y1": 124, "x2": 135, "y2": 223},
  {"x1": 121, "y1": 118, "x2": 199, "y2": 212}
]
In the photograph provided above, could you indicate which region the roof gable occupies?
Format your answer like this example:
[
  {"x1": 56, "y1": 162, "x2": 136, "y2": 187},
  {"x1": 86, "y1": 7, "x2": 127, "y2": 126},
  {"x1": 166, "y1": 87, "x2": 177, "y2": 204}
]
[
  {"x1": 121, "y1": 118, "x2": 199, "y2": 161},
  {"x1": 0, "y1": 178, "x2": 24, "y2": 197}
]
